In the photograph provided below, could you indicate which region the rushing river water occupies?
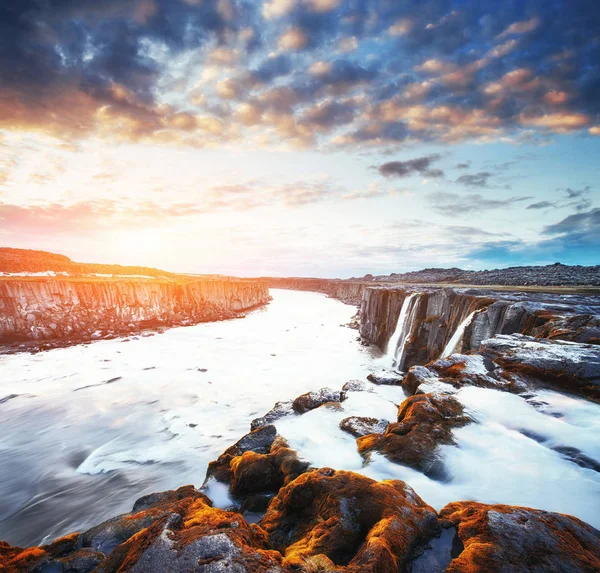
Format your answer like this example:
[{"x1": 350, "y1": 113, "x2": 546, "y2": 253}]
[{"x1": 1, "y1": 289, "x2": 599, "y2": 547}]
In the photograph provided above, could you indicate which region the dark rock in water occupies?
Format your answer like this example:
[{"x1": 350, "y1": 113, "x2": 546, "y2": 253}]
[
  {"x1": 205, "y1": 425, "x2": 278, "y2": 483},
  {"x1": 292, "y1": 387, "x2": 346, "y2": 414},
  {"x1": 357, "y1": 393, "x2": 471, "y2": 479},
  {"x1": 340, "y1": 416, "x2": 389, "y2": 438},
  {"x1": 250, "y1": 400, "x2": 295, "y2": 431},
  {"x1": 342, "y1": 379, "x2": 371, "y2": 393},
  {"x1": 205, "y1": 428, "x2": 309, "y2": 502},
  {"x1": 367, "y1": 372, "x2": 403, "y2": 386},
  {"x1": 440, "y1": 501, "x2": 600, "y2": 573},
  {"x1": 260, "y1": 468, "x2": 441, "y2": 571}
]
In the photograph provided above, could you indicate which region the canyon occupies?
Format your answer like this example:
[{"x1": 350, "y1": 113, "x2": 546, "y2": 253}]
[
  {"x1": 0, "y1": 277, "x2": 270, "y2": 351},
  {"x1": 1, "y1": 268, "x2": 600, "y2": 572}
]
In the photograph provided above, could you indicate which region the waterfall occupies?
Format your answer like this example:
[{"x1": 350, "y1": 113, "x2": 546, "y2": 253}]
[
  {"x1": 441, "y1": 310, "x2": 477, "y2": 358},
  {"x1": 387, "y1": 292, "x2": 420, "y2": 372}
]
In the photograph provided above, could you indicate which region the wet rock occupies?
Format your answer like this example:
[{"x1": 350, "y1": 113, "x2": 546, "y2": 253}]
[
  {"x1": 366, "y1": 372, "x2": 403, "y2": 386},
  {"x1": 292, "y1": 388, "x2": 346, "y2": 414},
  {"x1": 260, "y1": 469, "x2": 441, "y2": 572},
  {"x1": 205, "y1": 426, "x2": 278, "y2": 483},
  {"x1": 480, "y1": 334, "x2": 600, "y2": 401},
  {"x1": 341, "y1": 380, "x2": 371, "y2": 393},
  {"x1": 206, "y1": 431, "x2": 309, "y2": 502},
  {"x1": 357, "y1": 393, "x2": 471, "y2": 479},
  {"x1": 339, "y1": 416, "x2": 388, "y2": 438},
  {"x1": 93, "y1": 497, "x2": 283, "y2": 573},
  {"x1": 81, "y1": 485, "x2": 210, "y2": 555},
  {"x1": 250, "y1": 400, "x2": 294, "y2": 431},
  {"x1": 440, "y1": 501, "x2": 600, "y2": 572}
]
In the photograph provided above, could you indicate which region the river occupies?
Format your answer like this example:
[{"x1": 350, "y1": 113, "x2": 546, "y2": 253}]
[{"x1": 1, "y1": 288, "x2": 598, "y2": 547}]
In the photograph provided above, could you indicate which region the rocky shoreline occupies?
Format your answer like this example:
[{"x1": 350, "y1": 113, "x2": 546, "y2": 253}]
[
  {"x1": 3, "y1": 355, "x2": 600, "y2": 572},
  {"x1": 0, "y1": 278, "x2": 271, "y2": 354}
]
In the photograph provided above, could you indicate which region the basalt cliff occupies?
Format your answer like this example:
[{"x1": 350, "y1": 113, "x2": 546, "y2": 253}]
[{"x1": 0, "y1": 278, "x2": 270, "y2": 351}]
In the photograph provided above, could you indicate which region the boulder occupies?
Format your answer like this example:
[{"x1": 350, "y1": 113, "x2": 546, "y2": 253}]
[
  {"x1": 357, "y1": 393, "x2": 471, "y2": 479},
  {"x1": 260, "y1": 468, "x2": 441, "y2": 572},
  {"x1": 367, "y1": 372, "x2": 403, "y2": 386},
  {"x1": 339, "y1": 416, "x2": 388, "y2": 438},
  {"x1": 440, "y1": 501, "x2": 600, "y2": 572},
  {"x1": 250, "y1": 400, "x2": 295, "y2": 431},
  {"x1": 292, "y1": 388, "x2": 346, "y2": 414}
]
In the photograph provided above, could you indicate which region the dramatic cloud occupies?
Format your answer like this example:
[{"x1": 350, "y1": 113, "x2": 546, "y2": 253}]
[
  {"x1": 378, "y1": 155, "x2": 443, "y2": 178},
  {"x1": 0, "y1": 0, "x2": 599, "y2": 148}
]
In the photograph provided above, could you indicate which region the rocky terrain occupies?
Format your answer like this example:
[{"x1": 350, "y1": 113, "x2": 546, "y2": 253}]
[
  {"x1": 0, "y1": 248, "x2": 180, "y2": 279},
  {"x1": 360, "y1": 286, "x2": 600, "y2": 382},
  {"x1": 356, "y1": 262, "x2": 600, "y2": 287},
  {"x1": 0, "y1": 278, "x2": 270, "y2": 352},
  {"x1": 3, "y1": 353, "x2": 600, "y2": 572}
]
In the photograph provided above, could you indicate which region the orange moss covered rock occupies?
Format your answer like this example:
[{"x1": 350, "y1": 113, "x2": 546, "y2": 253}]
[
  {"x1": 260, "y1": 468, "x2": 440, "y2": 572},
  {"x1": 206, "y1": 426, "x2": 309, "y2": 501},
  {"x1": 357, "y1": 393, "x2": 470, "y2": 478},
  {"x1": 440, "y1": 501, "x2": 600, "y2": 573}
]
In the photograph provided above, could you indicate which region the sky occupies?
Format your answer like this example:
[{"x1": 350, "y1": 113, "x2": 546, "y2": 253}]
[{"x1": 0, "y1": 0, "x2": 599, "y2": 277}]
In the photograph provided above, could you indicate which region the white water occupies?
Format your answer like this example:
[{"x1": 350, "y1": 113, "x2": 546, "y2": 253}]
[
  {"x1": 441, "y1": 310, "x2": 477, "y2": 358},
  {"x1": 387, "y1": 292, "x2": 420, "y2": 371},
  {"x1": 0, "y1": 289, "x2": 377, "y2": 546},
  {"x1": 277, "y1": 385, "x2": 600, "y2": 529},
  {"x1": 1, "y1": 289, "x2": 599, "y2": 549}
]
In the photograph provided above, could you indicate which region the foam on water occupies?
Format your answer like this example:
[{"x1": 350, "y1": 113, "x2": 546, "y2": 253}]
[
  {"x1": 0, "y1": 289, "x2": 376, "y2": 545},
  {"x1": 274, "y1": 385, "x2": 600, "y2": 529}
]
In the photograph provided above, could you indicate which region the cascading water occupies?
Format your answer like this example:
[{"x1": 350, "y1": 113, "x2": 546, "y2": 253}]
[
  {"x1": 441, "y1": 310, "x2": 477, "y2": 358},
  {"x1": 387, "y1": 292, "x2": 420, "y2": 372}
]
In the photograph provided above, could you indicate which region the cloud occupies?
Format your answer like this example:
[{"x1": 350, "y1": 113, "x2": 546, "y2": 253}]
[
  {"x1": 377, "y1": 154, "x2": 443, "y2": 178},
  {"x1": 527, "y1": 201, "x2": 555, "y2": 210},
  {"x1": 1, "y1": 0, "x2": 600, "y2": 150},
  {"x1": 429, "y1": 192, "x2": 531, "y2": 216},
  {"x1": 456, "y1": 172, "x2": 493, "y2": 188},
  {"x1": 542, "y1": 208, "x2": 600, "y2": 236}
]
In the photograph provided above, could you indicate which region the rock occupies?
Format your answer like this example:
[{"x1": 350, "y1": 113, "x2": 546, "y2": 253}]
[
  {"x1": 81, "y1": 485, "x2": 210, "y2": 555},
  {"x1": 339, "y1": 416, "x2": 388, "y2": 438},
  {"x1": 440, "y1": 501, "x2": 600, "y2": 572},
  {"x1": 260, "y1": 469, "x2": 441, "y2": 572},
  {"x1": 402, "y1": 365, "x2": 439, "y2": 395},
  {"x1": 480, "y1": 334, "x2": 600, "y2": 401},
  {"x1": 341, "y1": 379, "x2": 370, "y2": 393},
  {"x1": 367, "y1": 372, "x2": 403, "y2": 386},
  {"x1": 205, "y1": 431, "x2": 309, "y2": 502},
  {"x1": 292, "y1": 388, "x2": 346, "y2": 414},
  {"x1": 250, "y1": 400, "x2": 295, "y2": 431},
  {"x1": 357, "y1": 393, "x2": 471, "y2": 479},
  {"x1": 91, "y1": 494, "x2": 283, "y2": 573},
  {"x1": 205, "y1": 425, "x2": 279, "y2": 483}
]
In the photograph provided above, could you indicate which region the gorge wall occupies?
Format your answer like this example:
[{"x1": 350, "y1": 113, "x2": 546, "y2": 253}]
[
  {"x1": 0, "y1": 278, "x2": 270, "y2": 347},
  {"x1": 266, "y1": 277, "x2": 370, "y2": 305},
  {"x1": 359, "y1": 286, "x2": 600, "y2": 371}
]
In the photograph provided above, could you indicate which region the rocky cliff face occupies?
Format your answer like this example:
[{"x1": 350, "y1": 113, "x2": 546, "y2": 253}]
[
  {"x1": 359, "y1": 286, "x2": 600, "y2": 370},
  {"x1": 0, "y1": 278, "x2": 270, "y2": 347},
  {"x1": 266, "y1": 277, "x2": 370, "y2": 305}
]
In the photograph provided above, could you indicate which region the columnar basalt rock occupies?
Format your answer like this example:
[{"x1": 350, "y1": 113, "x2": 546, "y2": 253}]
[
  {"x1": 358, "y1": 286, "x2": 600, "y2": 370},
  {"x1": 0, "y1": 278, "x2": 270, "y2": 348}
]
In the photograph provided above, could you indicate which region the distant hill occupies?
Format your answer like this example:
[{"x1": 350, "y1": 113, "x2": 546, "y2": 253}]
[
  {"x1": 0, "y1": 247, "x2": 178, "y2": 278},
  {"x1": 354, "y1": 263, "x2": 600, "y2": 287}
]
